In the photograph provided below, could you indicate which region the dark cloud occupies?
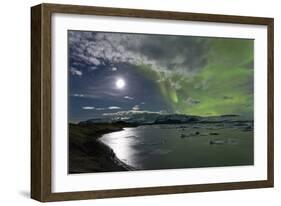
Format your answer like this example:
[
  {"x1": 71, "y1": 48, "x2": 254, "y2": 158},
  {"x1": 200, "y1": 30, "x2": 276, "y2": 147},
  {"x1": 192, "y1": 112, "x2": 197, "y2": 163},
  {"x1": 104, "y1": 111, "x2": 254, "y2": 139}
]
[
  {"x1": 68, "y1": 31, "x2": 209, "y2": 76},
  {"x1": 131, "y1": 35, "x2": 209, "y2": 73}
]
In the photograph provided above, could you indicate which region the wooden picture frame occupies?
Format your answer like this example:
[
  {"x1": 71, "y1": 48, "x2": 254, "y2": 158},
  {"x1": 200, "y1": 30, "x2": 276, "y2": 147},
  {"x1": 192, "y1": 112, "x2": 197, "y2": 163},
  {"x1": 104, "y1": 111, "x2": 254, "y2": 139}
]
[{"x1": 31, "y1": 3, "x2": 274, "y2": 202}]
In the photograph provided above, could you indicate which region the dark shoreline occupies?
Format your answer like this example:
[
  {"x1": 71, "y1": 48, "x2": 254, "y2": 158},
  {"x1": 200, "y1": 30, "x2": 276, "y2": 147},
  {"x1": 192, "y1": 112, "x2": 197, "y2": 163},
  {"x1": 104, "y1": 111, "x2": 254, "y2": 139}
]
[{"x1": 68, "y1": 123, "x2": 135, "y2": 174}]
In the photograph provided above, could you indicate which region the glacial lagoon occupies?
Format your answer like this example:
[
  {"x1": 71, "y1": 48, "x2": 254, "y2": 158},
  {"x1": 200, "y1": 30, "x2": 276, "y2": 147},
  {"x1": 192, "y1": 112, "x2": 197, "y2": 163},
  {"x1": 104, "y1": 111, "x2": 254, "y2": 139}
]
[{"x1": 100, "y1": 122, "x2": 254, "y2": 170}]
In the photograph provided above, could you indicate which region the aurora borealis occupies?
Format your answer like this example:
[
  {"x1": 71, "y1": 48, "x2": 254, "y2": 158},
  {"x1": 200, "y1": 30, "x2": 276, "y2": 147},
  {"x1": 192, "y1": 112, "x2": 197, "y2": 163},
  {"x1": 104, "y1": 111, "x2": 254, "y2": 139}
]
[{"x1": 68, "y1": 30, "x2": 254, "y2": 122}]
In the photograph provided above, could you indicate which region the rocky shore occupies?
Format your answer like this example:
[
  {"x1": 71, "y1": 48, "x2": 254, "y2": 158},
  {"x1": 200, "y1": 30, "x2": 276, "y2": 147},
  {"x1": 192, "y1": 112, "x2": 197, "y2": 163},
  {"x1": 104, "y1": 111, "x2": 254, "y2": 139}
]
[{"x1": 68, "y1": 123, "x2": 135, "y2": 173}]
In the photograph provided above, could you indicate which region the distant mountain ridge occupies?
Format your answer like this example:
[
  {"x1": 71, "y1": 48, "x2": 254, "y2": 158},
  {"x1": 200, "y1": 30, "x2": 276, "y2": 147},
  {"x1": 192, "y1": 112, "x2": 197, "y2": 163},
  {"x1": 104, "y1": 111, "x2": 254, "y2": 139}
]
[{"x1": 79, "y1": 111, "x2": 251, "y2": 125}]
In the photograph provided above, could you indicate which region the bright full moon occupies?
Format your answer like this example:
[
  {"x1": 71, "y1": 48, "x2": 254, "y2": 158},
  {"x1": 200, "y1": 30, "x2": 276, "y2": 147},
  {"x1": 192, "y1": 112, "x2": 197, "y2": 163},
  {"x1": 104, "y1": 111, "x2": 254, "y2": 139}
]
[{"x1": 116, "y1": 78, "x2": 126, "y2": 89}]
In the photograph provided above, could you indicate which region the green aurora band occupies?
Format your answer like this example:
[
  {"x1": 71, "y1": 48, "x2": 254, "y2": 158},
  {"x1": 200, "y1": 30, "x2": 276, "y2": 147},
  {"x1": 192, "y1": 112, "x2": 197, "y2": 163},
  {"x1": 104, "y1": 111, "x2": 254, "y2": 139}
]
[{"x1": 137, "y1": 38, "x2": 254, "y2": 117}]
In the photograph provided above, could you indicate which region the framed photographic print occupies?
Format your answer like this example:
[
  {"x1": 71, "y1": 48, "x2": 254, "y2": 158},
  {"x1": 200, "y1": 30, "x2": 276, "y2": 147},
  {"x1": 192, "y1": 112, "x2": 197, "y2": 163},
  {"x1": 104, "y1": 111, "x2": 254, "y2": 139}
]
[{"x1": 31, "y1": 3, "x2": 274, "y2": 202}]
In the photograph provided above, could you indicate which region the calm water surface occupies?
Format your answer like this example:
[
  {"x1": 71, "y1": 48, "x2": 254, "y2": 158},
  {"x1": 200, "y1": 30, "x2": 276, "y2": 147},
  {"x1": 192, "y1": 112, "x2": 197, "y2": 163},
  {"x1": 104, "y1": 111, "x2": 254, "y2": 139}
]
[{"x1": 100, "y1": 123, "x2": 253, "y2": 170}]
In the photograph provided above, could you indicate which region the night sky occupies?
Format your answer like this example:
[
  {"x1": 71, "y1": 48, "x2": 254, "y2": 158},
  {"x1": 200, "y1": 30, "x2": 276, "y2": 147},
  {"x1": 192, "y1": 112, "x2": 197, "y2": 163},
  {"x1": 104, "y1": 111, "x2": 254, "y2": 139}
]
[{"x1": 68, "y1": 30, "x2": 254, "y2": 123}]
